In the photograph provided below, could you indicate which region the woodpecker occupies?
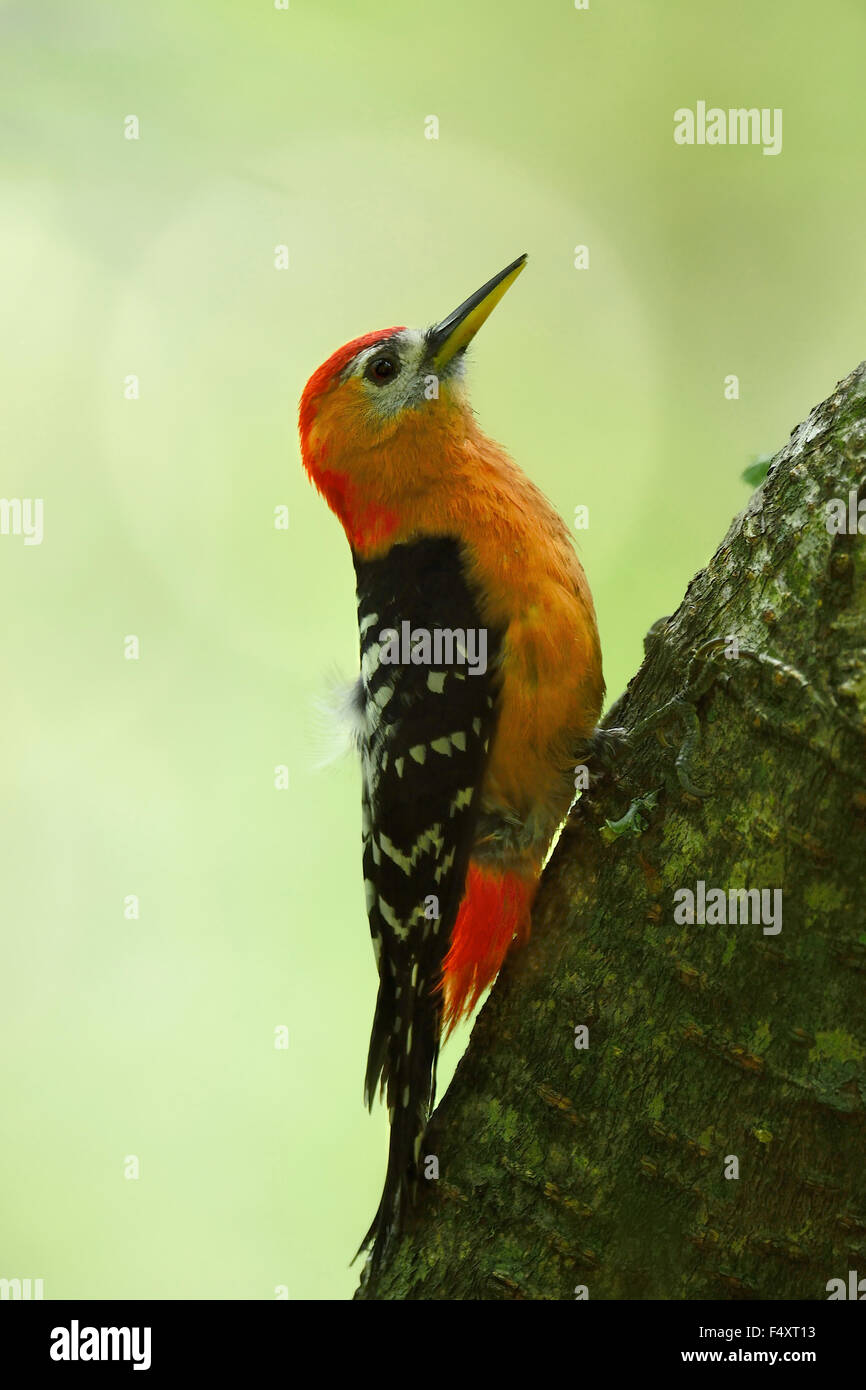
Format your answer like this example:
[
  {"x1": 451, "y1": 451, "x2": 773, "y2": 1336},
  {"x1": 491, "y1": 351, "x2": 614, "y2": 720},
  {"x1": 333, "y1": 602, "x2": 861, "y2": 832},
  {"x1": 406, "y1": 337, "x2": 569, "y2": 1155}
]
[{"x1": 299, "y1": 254, "x2": 604, "y2": 1271}]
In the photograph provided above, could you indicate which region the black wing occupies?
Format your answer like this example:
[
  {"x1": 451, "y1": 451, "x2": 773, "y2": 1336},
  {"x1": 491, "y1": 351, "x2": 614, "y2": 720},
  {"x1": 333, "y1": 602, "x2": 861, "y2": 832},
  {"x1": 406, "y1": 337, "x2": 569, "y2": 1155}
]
[{"x1": 352, "y1": 535, "x2": 503, "y2": 1268}]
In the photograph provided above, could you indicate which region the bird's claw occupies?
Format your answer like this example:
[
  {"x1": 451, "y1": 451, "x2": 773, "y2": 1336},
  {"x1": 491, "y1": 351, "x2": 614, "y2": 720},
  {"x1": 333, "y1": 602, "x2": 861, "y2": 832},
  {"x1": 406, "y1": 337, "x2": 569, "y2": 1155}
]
[{"x1": 626, "y1": 637, "x2": 739, "y2": 799}]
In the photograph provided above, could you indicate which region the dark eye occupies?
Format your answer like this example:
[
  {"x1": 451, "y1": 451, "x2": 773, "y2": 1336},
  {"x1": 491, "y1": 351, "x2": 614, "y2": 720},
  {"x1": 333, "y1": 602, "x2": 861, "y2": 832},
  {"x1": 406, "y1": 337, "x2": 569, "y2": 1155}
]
[{"x1": 365, "y1": 354, "x2": 400, "y2": 385}]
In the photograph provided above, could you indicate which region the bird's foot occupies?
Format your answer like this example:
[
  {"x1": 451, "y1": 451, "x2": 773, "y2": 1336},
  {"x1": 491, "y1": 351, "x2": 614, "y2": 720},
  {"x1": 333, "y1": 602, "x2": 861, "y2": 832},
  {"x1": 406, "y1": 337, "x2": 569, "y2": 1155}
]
[
  {"x1": 582, "y1": 630, "x2": 812, "y2": 804},
  {"x1": 584, "y1": 723, "x2": 629, "y2": 771},
  {"x1": 624, "y1": 636, "x2": 744, "y2": 798}
]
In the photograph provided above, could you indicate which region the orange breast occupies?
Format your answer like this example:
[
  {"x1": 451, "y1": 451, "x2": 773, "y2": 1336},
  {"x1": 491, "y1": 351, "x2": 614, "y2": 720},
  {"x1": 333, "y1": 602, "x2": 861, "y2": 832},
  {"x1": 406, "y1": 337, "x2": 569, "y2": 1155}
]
[
  {"x1": 310, "y1": 387, "x2": 604, "y2": 832},
  {"x1": 384, "y1": 416, "x2": 605, "y2": 828}
]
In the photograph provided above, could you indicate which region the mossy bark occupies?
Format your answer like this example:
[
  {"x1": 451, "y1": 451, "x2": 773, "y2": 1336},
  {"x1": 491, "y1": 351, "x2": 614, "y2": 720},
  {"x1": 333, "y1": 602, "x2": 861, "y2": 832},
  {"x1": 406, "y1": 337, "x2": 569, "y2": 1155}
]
[{"x1": 357, "y1": 363, "x2": 866, "y2": 1301}]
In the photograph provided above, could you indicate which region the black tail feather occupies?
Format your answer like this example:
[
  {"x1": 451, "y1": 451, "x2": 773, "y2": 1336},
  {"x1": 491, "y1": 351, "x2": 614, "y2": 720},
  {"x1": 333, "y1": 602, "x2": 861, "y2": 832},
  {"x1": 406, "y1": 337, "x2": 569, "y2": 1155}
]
[{"x1": 356, "y1": 980, "x2": 442, "y2": 1275}]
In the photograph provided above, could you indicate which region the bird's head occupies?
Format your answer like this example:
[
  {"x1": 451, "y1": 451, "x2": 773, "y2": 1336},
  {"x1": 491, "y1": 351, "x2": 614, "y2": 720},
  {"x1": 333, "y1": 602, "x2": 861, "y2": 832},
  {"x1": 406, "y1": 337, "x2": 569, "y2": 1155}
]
[{"x1": 299, "y1": 254, "x2": 527, "y2": 553}]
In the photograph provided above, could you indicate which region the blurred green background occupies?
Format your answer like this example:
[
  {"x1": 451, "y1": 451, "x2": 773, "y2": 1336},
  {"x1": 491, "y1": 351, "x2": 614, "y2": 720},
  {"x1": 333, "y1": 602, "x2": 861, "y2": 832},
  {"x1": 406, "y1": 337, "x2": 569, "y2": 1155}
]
[{"x1": 1, "y1": 0, "x2": 864, "y2": 1300}]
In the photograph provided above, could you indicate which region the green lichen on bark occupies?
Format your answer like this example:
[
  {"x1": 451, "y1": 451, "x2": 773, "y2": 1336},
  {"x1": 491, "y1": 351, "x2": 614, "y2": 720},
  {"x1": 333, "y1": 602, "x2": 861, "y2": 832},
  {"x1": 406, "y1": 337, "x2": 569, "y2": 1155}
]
[{"x1": 357, "y1": 364, "x2": 866, "y2": 1301}]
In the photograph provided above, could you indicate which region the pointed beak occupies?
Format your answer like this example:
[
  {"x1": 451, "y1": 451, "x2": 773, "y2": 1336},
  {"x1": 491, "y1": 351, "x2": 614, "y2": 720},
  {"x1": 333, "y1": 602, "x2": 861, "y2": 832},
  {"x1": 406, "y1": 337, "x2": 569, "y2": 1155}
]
[{"x1": 425, "y1": 253, "x2": 528, "y2": 370}]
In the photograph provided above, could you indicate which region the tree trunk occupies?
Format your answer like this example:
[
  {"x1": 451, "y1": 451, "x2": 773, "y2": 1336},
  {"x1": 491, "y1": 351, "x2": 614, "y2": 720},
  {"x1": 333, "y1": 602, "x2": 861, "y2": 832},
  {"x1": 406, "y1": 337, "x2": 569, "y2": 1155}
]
[{"x1": 357, "y1": 363, "x2": 866, "y2": 1301}]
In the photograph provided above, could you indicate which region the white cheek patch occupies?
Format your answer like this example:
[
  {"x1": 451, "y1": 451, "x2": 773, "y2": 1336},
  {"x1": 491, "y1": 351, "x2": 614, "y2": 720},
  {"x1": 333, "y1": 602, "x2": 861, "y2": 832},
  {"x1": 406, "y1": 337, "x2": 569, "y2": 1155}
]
[{"x1": 353, "y1": 329, "x2": 436, "y2": 421}]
